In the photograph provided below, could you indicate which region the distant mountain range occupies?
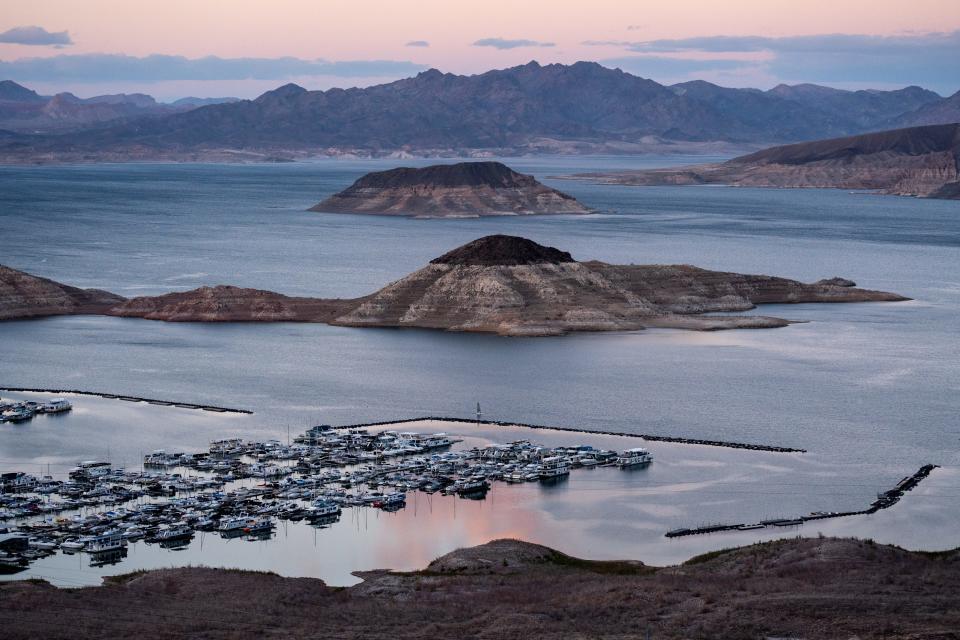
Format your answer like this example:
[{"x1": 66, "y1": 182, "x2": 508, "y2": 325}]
[
  {"x1": 0, "y1": 80, "x2": 238, "y2": 134},
  {"x1": 0, "y1": 61, "x2": 958, "y2": 162}
]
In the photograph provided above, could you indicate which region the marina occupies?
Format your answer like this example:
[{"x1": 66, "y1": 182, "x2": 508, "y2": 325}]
[
  {"x1": 0, "y1": 392, "x2": 950, "y2": 586},
  {"x1": 1, "y1": 422, "x2": 650, "y2": 574}
]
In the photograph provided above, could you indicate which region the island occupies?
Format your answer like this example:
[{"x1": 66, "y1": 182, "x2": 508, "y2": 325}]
[
  {"x1": 309, "y1": 161, "x2": 592, "y2": 217},
  {"x1": 1, "y1": 235, "x2": 908, "y2": 335},
  {"x1": 569, "y1": 123, "x2": 960, "y2": 200}
]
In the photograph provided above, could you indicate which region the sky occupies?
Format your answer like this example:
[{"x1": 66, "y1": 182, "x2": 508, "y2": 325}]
[{"x1": 0, "y1": 0, "x2": 958, "y2": 101}]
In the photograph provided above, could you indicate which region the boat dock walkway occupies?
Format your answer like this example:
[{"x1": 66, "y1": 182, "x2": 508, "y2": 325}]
[
  {"x1": 331, "y1": 416, "x2": 806, "y2": 453},
  {"x1": 665, "y1": 463, "x2": 940, "y2": 538},
  {"x1": 0, "y1": 387, "x2": 252, "y2": 415}
]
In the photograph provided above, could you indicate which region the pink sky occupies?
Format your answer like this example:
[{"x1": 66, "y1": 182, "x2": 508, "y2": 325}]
[{"x1": 1, "y1": 0, "x2": 958, "y2": 99}]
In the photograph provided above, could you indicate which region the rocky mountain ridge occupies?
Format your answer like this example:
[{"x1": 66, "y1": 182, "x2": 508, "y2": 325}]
[{"x1": 1, "y1": 63, "x2": 957, "y2": 160}]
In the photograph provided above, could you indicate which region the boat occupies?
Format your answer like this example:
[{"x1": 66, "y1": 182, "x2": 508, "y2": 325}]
[
  {"x1": 143, "y1": 450, "x2": 182, "y2": 467},
  {"x1": 149, "y1": 524, "x2": 193, "y2": 543},
  {"x1": 539, "y1": 456, "x2": 570, "y2": 479},
  {"x1": 5, "y1": 408, "x2": 35, "y2": 423},
  {"x1": 60, "y1": 538, "x2": 86, "y2": 552},
  {"x1": 42, "y1": 399, "x2": 72, "y2": 414},
  {"x1": 373, "y1": 492, "x2": 406, "y2": 508},
  {"x1": 243, "y1": 518, "x2": 274, "y2": 535},
  {"x1": 305, "y1": 500, "x2": 341, "y2": 519},
  {"x1": 218, "y1": 515, "x2": 250, "y2": 532},
  {"x1": 737, "y1": 523, "x2": 766, "y2": 531},
  {"x1": 86, "y1": 530, "x2": 126, "y2": 553},
  {"x1": 615, "y1": 447, "x2": 653, "y2": 467},
  {"x1": 454, "y1": 478, "x2": 490, "y2": 496}
]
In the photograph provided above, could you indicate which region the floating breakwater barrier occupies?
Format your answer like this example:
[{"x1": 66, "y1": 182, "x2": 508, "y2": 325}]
[
  {"x1": 665, "y1": 463, "x2": 940, "y2": 538},
  {"x1": 331, "y1": 416, "x2": 806, "y2": 453},
  {"x1": 0, "y1": 387, "x2": 252, "y2": 415}
]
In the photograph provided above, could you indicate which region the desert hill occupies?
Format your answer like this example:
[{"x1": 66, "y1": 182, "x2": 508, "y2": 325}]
[
  {"x1": 571, "y1": 123, "x2": 960, "y2": 199},
  {"x1": 0, "y1": 265, "x2": 125, "y2": 320},
  {"x1": 310, "y1": 162, "x2": 590, "y2": 217}
]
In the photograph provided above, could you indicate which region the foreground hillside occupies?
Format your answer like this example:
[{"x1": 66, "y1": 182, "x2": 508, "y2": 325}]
[
  {"x1": 3, "y1": 537, "x2": 958, "y2": 639},
  {"x1": 573, "y1": 123, "x2": 960, "y2": 199}
]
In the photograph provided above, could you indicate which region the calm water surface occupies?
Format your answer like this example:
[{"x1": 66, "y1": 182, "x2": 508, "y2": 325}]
[{"x1": 1, "y1": 158, "x2": 958, "y2": 585}]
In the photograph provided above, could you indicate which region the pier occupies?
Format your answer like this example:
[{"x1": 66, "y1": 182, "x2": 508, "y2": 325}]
[
  {"x1": 0, "y1": 387, "x2": 252, "y2": 415},
  {"x1": 331, "y1": 416, "x2": 806, "y2": 453},
  {"x1": 664, "y1": 463, "x2": 940, "y2": 538}
]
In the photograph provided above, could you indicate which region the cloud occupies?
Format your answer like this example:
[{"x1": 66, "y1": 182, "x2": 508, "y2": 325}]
[
  {"x1": 0, "y1": 25, "x2": 72, "y2": 46},
  {"x1": 405, "y1": 40, "x2": 429, "y2": 47},
  {"x1": 473, "y1": 37, "x2": 555, "y2": 50},
  {"x1": 0, "y1": 53, "x2": 428, "y2": 83},
  {"x1": 623, "y1": 31, "x2": 960, "y2": 56},
  {"x1": 601, "y1": 56, "x2": 754, "y2": 77},
  {"x1": 588, "y1": 31, "x2": 960, "y2": 93}
]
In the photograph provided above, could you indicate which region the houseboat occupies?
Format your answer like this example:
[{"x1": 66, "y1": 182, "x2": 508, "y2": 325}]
[
  {"x1": 615, "y1": 448, "x2": 653, "y2": 467},
  {"x1": 539, "y1": 456, "x2": 570, "y2": 479}
]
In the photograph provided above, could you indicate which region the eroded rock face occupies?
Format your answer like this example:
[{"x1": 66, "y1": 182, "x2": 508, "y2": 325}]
[
  {"x1": 331, "y1": 249, "x2": 907, "y2": 336},
  {"x1": 310, "y1": 162, "x2": 591, "y2": 217},
  {"x1": 0, "y1": 265, "x2": 125, "y2": 320},
  {"x1": 107, "y1": 285, "x2": 350, "y2": 322}
]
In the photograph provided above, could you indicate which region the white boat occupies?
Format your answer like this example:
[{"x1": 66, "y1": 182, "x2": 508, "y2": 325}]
[
  {"x1": 305, "y1": 500, "x2": 341, "y2": 518},
  {"x1": 69, "y1": 461, "x2": 112, "y2": 480},
  {"x1": 376, "y1": 492, "x2": 406, "y2": 507},
  {"x1": 86, "y1": 530, "x2": 126, "y2": 553},
  {"x1": 539, "y1": 456, "x2": 570, "y2": 479},
  {"x1": 152, "y1": 524, "x2": 193, "y2": 542},
  {"x1": 218, "y1": 515, "x2": 250, "y2": 532},
  {"x1": 42, "y1": 398, "x2": 72, "y2": 413},
  {"x1": 615, "y1": 448, "x2": 653, "y2": 467},
  {"x1": 61, "y1": 538, "x2": 86, "y2": 551}
]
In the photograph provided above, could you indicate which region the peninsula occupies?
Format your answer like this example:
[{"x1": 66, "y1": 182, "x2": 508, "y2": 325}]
[
  {"x1": 570, "y1": 123, "x2": 960, "y2": 199},
  {"x1": 2, "y1": 235, "x2": 908, "y2": 335},
  {"x1": 0, "y1": 265, "x2": 124, "y2": 321},
  {"x1": 310, "y1": 162, "x2": 591, "y2": 217}
]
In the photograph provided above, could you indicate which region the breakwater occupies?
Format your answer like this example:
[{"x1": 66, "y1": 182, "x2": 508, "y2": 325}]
[
  {"x1": 331, "y1": 416, "x2": 806, "y2": 453},
  {"x1": 0, "y1": 387, "x2": 252, "y2": 415},
  {"x1": 665, "y1": 463, "x2": 939, "y2": 538}
]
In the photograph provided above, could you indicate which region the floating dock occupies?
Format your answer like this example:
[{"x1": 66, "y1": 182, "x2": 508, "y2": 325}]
[
  {"x1": 0, "y1": 387, "x2": 252, "y2": 415},
  {"x1": 665, "y1": 463, "x2": 939, "y2": 538},
  {"x1": 331, "y1": 416, "x2": 806, "y2": 454}
]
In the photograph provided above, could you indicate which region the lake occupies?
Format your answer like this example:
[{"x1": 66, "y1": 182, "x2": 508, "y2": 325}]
[{"x1": 1, "y1": 157, "x2": 958, "y2": 585}]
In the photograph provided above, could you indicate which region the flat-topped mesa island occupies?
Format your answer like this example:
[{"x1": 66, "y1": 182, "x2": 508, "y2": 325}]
[
  {"x1": 310, "y1": 161, "x2": 592, "y2": 217},
  {"x1": 2, "y1": 235, "x2": 908, "y2": 336}
]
